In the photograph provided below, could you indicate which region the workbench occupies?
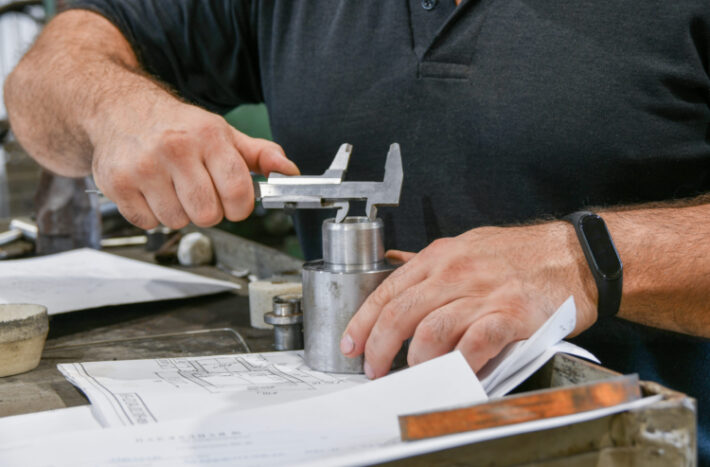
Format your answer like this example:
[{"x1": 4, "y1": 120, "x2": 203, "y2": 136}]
[
  {"x1": 0, "y1": 227, "x2": 697, "y2": 466},
  {"x1": 0, "y1": 226, "x2": 301, "y2": 416}
]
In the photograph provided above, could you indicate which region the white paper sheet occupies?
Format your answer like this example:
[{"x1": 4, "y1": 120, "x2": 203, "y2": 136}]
[
  {"x1": 479, "y1": 295, "x2": 580, "y2": 392},
  {"x1": 0, "y1": 248, "x2": 239, "y2": 314},
  {"x1": 58, "y1": 350, "x2": 368, "y2": 426},
  {"x1": 0, "y1": 351, "x2": 488, "y2": 466},
  {"x1": 0, "y1": 406, "x2": 101, "y2": 448},
  {"x1": 487, "y1": 341, "x2": 599, "y2": 399}
]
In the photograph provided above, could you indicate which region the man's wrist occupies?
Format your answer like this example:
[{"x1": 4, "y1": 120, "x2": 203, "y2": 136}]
[
  {"x1": 85, "y1": 79, "x2": 177, "y2": 155},
  {"x1": 496, "y1": 221, "x2": 599, "y2": 330},
  {"x1": 563, "y1": 212, "x2": 623, "y2": 319}
]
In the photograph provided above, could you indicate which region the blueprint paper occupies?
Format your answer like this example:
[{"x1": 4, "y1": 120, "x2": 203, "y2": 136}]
[
  {"x1": 0, "y1": 248, "x2": 239, "y2": 314},
  {"x1": 57, "y1": 297, "x2": 597, "y2": 428},
  {"x1": 58, "y1": 350, "x2": 368, "y2": 426},
  {"x1": 0, "y1": 351, "x2": 488, "y2": 466}
]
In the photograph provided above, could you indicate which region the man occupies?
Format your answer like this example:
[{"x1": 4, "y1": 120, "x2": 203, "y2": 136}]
[{"x1": 5, "y1": 0, "x2": 710, "y2": 460}]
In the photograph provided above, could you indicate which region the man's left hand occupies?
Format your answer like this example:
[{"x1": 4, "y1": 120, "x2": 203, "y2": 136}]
[{"x1": 340, "y1": 222, "x2": 598, "y2": 379}]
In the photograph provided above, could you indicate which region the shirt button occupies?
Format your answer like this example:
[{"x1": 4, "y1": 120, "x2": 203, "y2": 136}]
[{"x1": 421, "y1": 0, "x2": 438, "y2": 10}]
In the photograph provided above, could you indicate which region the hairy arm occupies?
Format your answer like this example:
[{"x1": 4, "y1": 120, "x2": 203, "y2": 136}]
[
  {"x1": 342, "y1": 195, "x2": 710, "y2": 378},
  {"x1": 4, "y1": 10, "x2": 298, "y2": 229},
  {"x1": 4, "y1": 10, "x2": 142, "y2": 175},
  {"x1": 604, "y1": 196, "x2": 710, "y2": 334}
]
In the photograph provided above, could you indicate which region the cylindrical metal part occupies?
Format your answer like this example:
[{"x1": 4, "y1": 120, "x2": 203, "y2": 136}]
[
  {"x1": 273, "y1": 294, "x2": 301, "y2": 316},
  {"x1": 303, "y1": 260, "x2": 394, "y2": 373},
  {"x1": 303, "y1": 216, "x2": 398, "y2": 373},
  {"x1": 322, "y1": 217, "x2": 384, "y2": 268},
  {"x1": 272, "y1": 323, "x2": 303, "y2": 351},
  {"x1": 264, "y1": 294, "x2": 303, "y2": 351},
  {"x1": 249, "y1": 280, "x2": 303, "y2": 329}
]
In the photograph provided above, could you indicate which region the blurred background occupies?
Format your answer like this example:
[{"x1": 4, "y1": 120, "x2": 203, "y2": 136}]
[{"x1": 0, "y1": 0, "x2": 302, "y2": 257}]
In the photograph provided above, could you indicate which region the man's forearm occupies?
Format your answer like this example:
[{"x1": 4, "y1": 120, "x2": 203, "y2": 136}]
[
  {"x1": 602, "y1": 195, "x2": 710, "y2": 336},
  {"x1": 4, "y1": 9, "x2": 298, "y2": 231},
  {"x1": 3, "y1": 10, "x2": 168, "y2": 176}
]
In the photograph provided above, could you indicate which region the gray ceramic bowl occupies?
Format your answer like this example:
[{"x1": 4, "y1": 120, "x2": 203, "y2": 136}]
[{"x1": 0, "y1": 304, "x2": 49, "y2": 377}]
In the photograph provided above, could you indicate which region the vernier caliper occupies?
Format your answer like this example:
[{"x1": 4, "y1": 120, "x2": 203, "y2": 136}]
[{"x1": 254, "y1": 143, "x2": 403, "y2": 223}]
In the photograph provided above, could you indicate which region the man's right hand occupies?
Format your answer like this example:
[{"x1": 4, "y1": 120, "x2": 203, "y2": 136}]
[
  {"x1": 91, "y1": 99, "x2": 299, "y2": 230},
  {"x1": 4, "y1": 10, "x2": 299, "y2": 231}
]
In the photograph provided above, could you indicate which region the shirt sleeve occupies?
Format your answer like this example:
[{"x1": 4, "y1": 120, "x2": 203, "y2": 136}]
[{"x1": 66, "y1": 0, "x2": 261, "y2": 114}]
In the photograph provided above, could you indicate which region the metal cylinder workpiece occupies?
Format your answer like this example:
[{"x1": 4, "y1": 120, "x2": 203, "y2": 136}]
[
  {"x1": 322, "y1": 217, "x2": 385, "y2": 268},
  {"x1": 303, "y1": 217, "x2": 396, "y2": 373},
  {"x1": 264, "y1": 294, "x2": 303, "y2": 351}
]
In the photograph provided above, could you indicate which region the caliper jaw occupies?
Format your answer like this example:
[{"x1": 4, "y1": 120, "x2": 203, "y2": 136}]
[{"x1": 255, "y1": 143, "x2": 403, "y2": 223}]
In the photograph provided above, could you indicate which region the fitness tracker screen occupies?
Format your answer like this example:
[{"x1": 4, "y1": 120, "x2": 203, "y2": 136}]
[{"x1": 581, "y1": 215, "x2": 622, "y2": 279}]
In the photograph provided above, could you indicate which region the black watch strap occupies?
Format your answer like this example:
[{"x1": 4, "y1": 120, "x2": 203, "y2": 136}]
[{"x1": 563, "y1": 211, "x2": 623, "y2": 319}]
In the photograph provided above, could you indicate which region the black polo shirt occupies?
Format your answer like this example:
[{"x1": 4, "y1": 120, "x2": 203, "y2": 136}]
[{"x1": 70, "y1": 0, "x2": 710, "y2": 460}]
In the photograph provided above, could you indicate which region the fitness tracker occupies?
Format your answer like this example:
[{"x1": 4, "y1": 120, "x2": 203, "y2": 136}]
[{"x1": 563, "y1": 211, "x2": 623, "y2": 318}]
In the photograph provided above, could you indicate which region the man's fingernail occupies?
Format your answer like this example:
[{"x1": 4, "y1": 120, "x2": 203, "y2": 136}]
[
  {"x1": 287, "y1": 161, "x2": 300, "y2": 175},
  {"x1": 340, "y1": 334, "x2": 355, "y2": 354},
  {"x1": 364, "y1": 361, "x2": 375, "y2": 379},
  {"x1": 270, "y1": 150, "x2": 300, "y2": 174}
]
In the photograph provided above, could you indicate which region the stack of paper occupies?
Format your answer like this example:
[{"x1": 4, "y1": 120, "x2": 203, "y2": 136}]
[
  {"x1": 56, "y1": 296, "x2": 597, "y2": 429},
  {"x1": 1, "y1": 296, "x2": 650, "y2": 467},
  {"x1": 0, "y1": 352, "x2": 485, "y2": 465},
  {"x1": 0, "y1": 350, "x2": 658, "y2": 467}
]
